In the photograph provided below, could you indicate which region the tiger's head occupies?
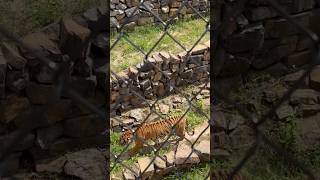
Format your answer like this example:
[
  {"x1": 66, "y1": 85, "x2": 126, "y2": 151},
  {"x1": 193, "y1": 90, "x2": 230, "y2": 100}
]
[{"x1": 120, "y1": 129, "x2": 133, "y2": 145}]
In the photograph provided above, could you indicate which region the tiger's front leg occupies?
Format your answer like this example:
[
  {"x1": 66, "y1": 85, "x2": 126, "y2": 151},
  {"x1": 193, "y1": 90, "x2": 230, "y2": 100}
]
[{"x1": 128, "y1": 140, "x2": 143, "y2": 156}]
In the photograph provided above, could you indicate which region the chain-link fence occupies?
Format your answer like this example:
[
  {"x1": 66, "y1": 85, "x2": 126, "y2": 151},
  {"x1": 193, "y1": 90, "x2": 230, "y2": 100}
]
[
  {"x1": 212, "y1": 0, "x2": 320, "y2": 179},
  {"x1": 0, "y1": 3, "x2": 107, "y2": 178},
  {"x1": 110, "y1": 0, "x2": 210, "y2": 179}
]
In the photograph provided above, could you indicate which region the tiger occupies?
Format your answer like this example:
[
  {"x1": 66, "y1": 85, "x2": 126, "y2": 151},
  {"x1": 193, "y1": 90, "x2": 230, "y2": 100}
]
[{"x1": 120, "y1": 116, "x2": 195, "y2": 156}]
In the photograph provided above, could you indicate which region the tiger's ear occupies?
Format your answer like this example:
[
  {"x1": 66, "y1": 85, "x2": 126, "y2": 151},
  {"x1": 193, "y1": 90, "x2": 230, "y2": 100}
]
[{"x1": 121, "y1": 128, "x2": 125, "y2": 132}]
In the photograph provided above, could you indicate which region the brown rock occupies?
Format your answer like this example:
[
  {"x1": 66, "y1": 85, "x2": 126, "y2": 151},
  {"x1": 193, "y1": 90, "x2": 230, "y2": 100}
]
[
  {"x1": 60, "y1": 18, "x2": 91, "y2": 61},
  {"x1": 1, "y1": 95, "x2": 30, "y2": 124},
  {"x1": 26, "y1": 82, "x2": 56, "y2": 105},
  {"x1": 286, "y1": 50, "x2": 312, "y2": 66},
  {"x1": 21, "y1": 32, "x2": 61, "y2": 63}
]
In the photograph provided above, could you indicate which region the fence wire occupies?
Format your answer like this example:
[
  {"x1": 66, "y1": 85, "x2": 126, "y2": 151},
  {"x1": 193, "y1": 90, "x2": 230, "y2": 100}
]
[
  {"x1": 212, "y1": 0, "x2": 320, "y2": 180},
  {"x1": 110, "y1": 0, "x2": 210, "y2": 179}
]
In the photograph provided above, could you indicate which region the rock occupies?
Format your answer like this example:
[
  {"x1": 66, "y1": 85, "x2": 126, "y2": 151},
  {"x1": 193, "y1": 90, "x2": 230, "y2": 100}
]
[
  {"x1": 44, "y1": 99, "x2": 72, "y2": 124},
  {"x1": 126, "y1": 0, "x2": 139, "y2": 7},
  {"x1": 123, "y1": 163, "x2": 139, "y2": 180},
  {"x1": 1, "y1": 95, "x2": 30, "y2": 124},
  {"x1": 161, "y1": 6, "x2": 170, "y2": 13},
  {"x1": 264, "y1": 12, "x2": 311, "y2": 38},
  {"x1": 0, "y1": 132, "x2": 35, "y2": 152},
  {"x1": 158, "y1": 104, "x2": 170, "y2": 114},
  {"x1": 154, "y1": 156, "x2": 166, "y2": 169},
  {"x1": 125, "y1": 108, "x2": 149, "y2": 121},
  {"x1": 26, "y1": 82, "x2": 55, "y2": 105},
  {"x1": 175, "y1": 142, "x2": 200, "y2": 165},
  {"x1": 59, "y1": 18, "x2": 91, "y2": 61},
  {"x1": 91, "y1": 36, "x2": 109, "y2": 58},
  {"x1": 0, "y1": 51, "x2": 6, "y2": 99},
  {"x1": 0, "y1": 153, "x2": 21, "y2": 177},
  {"x1": 283, "y1": 69, "x2": 306, "y2": 86},
  {"x1": 164, "y1": 151, "x2": 175, "y2": 166},
  {"x1": 212, "y1": 149, "x2": 231, "y2": 159},
  {"x1": 83, "y1": 7, "x2": 108, "y2": 33},
  {"x1": 286, "y1": 50, "x2": 312, "y2": 66},
  {"x1": 262, "y1": 63, "x2": 290, "y2": 77},
  {"x1": 1, "y1": 42, "x2": 26, "y2": 70},
  {"x1": 224, "y1": 25, "x2": 264, "y2": 53},
  {"x1": 6, "y1": 71, "x2": 27, "y2": 93},
  {"x1": 138, "y1": 157, "x2": 154, "y2": 178},
  {"x1": 296, "y1": 113, "x2": 320, "y2": 151},
  {"x1": 298, "y1": 104, "x2": 320, "y2": 117},
  {"x1": 31, "y1": 135, "x2": 106, "y2": 160},
  {"x1": 63, "y1": 114, "x2": 106, "y2": 138},
  {"x1": 125, "y1": 7, "x2": 139, "y2": 17},
  {"x1": 36, "y1": 124, "x2": 63, "y2": 148},
  {"x1": 245, "y1": 6, "x2": 278, "y2": 21},
  {"x1": 36, "y1": 156, "x2": 67, "y2": 173},
  {"x1": 192, "y1": 44, "x2": 208, "y2": 55},
  {"x1": 64, "y1": 149, "x2": 107, "y2": 180},
  {"x1": 213, "y1": 110, "x2": 227, "y2": 131},
  {"x1": 275, "y1": 102, "x2": 295, "y2": 120},
  {"x1": 229, "y1": 125, "x2": 255, "y2": 152},
  {"x1": 194, "y1": 139, "x2": 210, "y2": 161},
  {"x1": 141, "y1": 1, "x2": 154, "y2": 11},
  {"x1": 310, "y1": 65, "x2": 320, "y2": 91},
  {"x1": 21, "y1": 31, "x2": 61, "y2": 63},
  {"x1": 110, "y1": 17, "x2": 120, "y2": 28},
  {"x1": 35, "y1": 64, "x2": 54, "y2": 83},
  {"x1": 290, "y1": 89, "x2": 320, "y2": 105},
  {"x1": 252, "y1": 44, "x2": 293, "y2": 69}
]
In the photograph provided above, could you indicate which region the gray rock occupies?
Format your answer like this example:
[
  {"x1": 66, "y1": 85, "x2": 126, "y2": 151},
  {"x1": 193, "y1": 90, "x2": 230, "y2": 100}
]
[
  {"x1": 283, "y1": 69, "x2": 306, "y2": 86},
  {"x1": 310, "y1": 65, "x2": 320, "y2": 92},
  {"x1": 0, "y1": 153, "x2": 21, "y2": 177},
  {"x1": 296, "y1": 113, "x2": 320, "y2": 151},
  {"x1": 36, "y1": 124, "x2": 63, "y2": 148},
  {"x1": 276, "y1": 102, "x2": 295, "y2": 120},
  {"x1": 290, "y1": 89, "x2": 320, "y2": 105},
  {"x1": 36, "y1": 156, "x2": 67, "y2": 173},
  {"x1": 64, "y1": 149, "x2": 107, "y2": 180},
  {"x1": 0, "y1": 132, "x2": 35, "y2": 152},
  {"x1": 229, "y1": 125, "x2": 255, "y2": 152},
  {"x1": 175, "y1": 142, "x2": 200, "y2": 165},
  {"x1": 298, "y1": 104, "x2": 320, "y2": 117}
]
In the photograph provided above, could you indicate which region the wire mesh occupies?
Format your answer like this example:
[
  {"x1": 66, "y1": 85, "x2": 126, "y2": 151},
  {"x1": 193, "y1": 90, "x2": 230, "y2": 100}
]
[{"x1": 212, "y1": 0, "x2": 320, "y2": 179}]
